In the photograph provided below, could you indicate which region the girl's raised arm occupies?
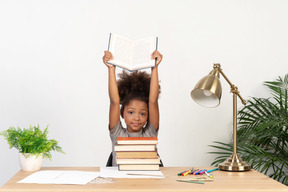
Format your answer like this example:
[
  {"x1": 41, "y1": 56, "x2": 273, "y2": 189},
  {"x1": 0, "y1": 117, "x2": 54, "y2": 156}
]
[
  {"x1": 103, "y1": 51, "x2": 120, "y2": 130},
  {"x1": 149, "y1": 50, "x2": 163, "y2": 131}
]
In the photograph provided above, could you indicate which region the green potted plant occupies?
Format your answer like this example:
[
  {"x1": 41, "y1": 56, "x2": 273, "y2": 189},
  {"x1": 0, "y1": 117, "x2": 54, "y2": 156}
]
[
  {"x1": 0, "y1": 124, "x2": 65, "y2": 171},
  {"x1": 209, "y1": 74, "x2": 288, "y2": 185}
]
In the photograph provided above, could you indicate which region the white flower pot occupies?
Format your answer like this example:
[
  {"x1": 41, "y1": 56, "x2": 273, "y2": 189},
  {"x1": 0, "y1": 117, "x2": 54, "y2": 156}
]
[{"x1": 19, "y1": 153, "x2": 43, "y2": 171}]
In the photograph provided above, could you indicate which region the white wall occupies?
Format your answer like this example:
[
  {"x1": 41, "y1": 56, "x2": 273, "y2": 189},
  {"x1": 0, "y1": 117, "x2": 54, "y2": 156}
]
[{"x1": 1, "y1": 0, "x2": 288, "y2": 187}]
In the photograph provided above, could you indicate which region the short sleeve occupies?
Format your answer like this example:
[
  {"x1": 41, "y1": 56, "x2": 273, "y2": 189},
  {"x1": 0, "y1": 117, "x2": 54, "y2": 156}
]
[{"x1": 142, "y1": 121, "x2": 158, "y2": 137}]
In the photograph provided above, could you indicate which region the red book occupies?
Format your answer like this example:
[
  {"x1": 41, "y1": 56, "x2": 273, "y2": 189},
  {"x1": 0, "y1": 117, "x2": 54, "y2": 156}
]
[{"x1": 116, "y1": 137, "x2": 158, "y2": 145}]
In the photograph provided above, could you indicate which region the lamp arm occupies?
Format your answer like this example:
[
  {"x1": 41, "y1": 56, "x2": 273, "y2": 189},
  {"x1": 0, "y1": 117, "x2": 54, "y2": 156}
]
[
  {"x1": 215, "y1": 64, "x2": 246, "y2": 105},
  {"x1": 215, "y1": 64, "x2": 245, "y2": 157}
]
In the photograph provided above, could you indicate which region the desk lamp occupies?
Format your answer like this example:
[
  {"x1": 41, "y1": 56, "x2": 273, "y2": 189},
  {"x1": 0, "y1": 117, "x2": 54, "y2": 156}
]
[{"x1": 190, "y1": 63, "x2": 251, "y2": 171}]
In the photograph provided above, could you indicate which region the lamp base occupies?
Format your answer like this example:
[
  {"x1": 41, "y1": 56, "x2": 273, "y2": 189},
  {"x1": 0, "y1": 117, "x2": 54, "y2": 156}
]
[{"x1": 219, "y1": 154, "x2": 251, "y2": 172}]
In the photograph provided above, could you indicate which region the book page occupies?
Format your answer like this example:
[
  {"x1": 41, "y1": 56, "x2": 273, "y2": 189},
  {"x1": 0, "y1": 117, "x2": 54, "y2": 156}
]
[
  {"x1": 108, "y1": 34, "x2": 133, "y2": 69},
  {"x1": 132, "y1": 37, "x2": 157, "y2": 70}
]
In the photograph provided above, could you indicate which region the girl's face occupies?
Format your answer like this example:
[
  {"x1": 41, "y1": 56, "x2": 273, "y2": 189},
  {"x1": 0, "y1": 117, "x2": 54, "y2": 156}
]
[{"x1": 123, "y1": 99, "x2": 148, "y2": 133}]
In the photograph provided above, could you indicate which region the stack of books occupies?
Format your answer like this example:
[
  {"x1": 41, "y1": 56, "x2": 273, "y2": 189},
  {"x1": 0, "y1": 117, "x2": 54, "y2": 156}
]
[{"x1": 115, "y1": 137, "x2": 161, "y2": 171}]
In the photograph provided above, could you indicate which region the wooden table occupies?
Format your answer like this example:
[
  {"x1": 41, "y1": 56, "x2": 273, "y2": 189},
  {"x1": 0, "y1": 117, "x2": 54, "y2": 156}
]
[{"x1": 1, "y1": 167, "x2": 287, "y2": 192}]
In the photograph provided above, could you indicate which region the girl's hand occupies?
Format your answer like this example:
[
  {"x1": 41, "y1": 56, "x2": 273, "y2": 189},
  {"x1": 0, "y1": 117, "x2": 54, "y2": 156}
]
[
  {"x1": 151, "y1": 50, "x2": 163, "y2": 66},
  {"x1": 103, "y1": 51, "x2": 115, "y2": 68}
]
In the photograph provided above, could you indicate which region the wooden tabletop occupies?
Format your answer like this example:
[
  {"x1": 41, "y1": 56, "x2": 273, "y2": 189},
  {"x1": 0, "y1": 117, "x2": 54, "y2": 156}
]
[{"x1": 1, "y1": 167, "x2": 287, "y2": 192}]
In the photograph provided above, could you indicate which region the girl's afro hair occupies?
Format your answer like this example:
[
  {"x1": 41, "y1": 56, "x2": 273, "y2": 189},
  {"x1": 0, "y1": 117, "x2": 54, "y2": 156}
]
[
  {"x1": 117, "y1": 70, "x2": 150, "y2": 105},
  {"x1": 117, "y1": 70, "x2": 161, "y2": 117}
]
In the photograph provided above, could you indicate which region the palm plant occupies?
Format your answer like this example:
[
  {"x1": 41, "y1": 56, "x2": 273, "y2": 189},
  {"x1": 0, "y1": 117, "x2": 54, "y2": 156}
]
[{"x1": 209, "y1": 74, "x2": 288, "y2": 185}]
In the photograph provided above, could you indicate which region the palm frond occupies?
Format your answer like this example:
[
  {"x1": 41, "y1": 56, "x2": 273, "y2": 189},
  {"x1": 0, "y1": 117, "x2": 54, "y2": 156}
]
[{"x1": 209, "y1": 74, "x2": 288, "y2": 185}]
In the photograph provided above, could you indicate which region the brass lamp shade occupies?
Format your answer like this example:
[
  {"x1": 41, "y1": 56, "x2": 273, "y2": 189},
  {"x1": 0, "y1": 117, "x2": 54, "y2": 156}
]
[{"x1": 190, "y1": 68, "x2": 222, "y2": 108}]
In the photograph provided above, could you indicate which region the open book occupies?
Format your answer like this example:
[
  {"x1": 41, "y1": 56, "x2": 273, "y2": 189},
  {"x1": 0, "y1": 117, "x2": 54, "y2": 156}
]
[{"x1": 107, "y1": 33, "x2": 158, "y2": 71}]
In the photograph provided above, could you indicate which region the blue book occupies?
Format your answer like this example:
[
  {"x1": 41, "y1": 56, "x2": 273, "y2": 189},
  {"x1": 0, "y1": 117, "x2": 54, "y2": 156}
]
[{"x1": 107, "y1": 33, "x2": 158, "y2": 72}]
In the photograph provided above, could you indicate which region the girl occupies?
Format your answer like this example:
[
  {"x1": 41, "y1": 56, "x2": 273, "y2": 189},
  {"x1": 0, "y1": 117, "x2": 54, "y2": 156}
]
[{"x1": 102, "y1": 50, "x2": 163, "y2": 166}]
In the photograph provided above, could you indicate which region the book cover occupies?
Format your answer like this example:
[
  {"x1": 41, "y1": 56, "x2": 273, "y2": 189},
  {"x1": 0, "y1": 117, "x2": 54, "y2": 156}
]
[
  {"x1": 116, "y1": 151, "x2": 158, "y2": 159},
  {"x1": 117, "y1": 137, "x2": 158, "y2": 145},
  {"x1": 107, "y1": 33, "x2": 158, "y2": 71},
  {"x1": 116, "y1": 157, "x2": 161, "y2": 165},
  {"x1": 118, "y1": 164, "x2": 160, "y2": 171},
  {"x1": 114, "y1": 144, "x2": 157, "y2": 152}
]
